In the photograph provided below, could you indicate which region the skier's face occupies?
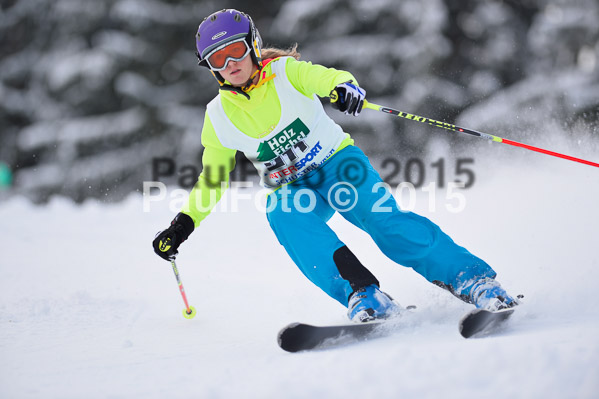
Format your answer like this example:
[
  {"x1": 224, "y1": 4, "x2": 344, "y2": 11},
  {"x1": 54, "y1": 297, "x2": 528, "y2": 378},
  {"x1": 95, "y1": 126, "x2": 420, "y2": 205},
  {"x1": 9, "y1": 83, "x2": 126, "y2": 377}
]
[{"x1": 220, "y1": 53, "x2": 257, "y2": 87}]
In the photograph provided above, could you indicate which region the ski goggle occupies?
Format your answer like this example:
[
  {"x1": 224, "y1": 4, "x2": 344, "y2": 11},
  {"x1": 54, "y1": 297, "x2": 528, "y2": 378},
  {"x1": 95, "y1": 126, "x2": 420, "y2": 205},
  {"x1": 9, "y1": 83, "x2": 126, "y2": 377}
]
[{"x1": 205, "y1": 39, "x2": 251, "y2": 71}]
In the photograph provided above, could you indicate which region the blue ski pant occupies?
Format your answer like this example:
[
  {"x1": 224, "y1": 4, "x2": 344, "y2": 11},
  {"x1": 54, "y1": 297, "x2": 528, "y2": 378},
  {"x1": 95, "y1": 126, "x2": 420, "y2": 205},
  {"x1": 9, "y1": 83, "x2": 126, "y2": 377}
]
[{"x1": 266, "y1": 146, "x2": 495, "y2": 306}]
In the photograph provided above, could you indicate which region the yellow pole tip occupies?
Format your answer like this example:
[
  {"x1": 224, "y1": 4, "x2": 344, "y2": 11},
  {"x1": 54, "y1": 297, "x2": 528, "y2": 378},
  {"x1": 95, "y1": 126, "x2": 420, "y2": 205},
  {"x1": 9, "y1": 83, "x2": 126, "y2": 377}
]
[{"x1": 183, "y1": 305, "x2": 197, "y2": 319}]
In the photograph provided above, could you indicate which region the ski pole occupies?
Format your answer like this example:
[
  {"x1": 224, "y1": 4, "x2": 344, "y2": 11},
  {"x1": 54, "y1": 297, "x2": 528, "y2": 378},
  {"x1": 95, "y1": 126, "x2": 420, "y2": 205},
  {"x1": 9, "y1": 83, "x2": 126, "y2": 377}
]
[
  {"x1": 170, "y1": 258, "x2": 197, "y2": 319},
  {"x1": 362, "y1": 100, "x2": 599, "y2": 168}
]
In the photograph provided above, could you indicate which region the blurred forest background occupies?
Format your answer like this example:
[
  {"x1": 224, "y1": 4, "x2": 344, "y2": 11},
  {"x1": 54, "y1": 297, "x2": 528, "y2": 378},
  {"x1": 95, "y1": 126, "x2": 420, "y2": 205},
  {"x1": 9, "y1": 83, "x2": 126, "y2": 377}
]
[{"x1": 0, "y1": 0, "x2": 597, "y2": 203}]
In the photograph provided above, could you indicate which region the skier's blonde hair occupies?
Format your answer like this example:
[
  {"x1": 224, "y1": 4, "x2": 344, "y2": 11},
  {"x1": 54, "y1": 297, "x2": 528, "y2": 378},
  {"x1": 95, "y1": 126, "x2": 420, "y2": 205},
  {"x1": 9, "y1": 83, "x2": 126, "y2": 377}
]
[{"x1": 261, "y1": 43, "x2": 301, "y2": 60}]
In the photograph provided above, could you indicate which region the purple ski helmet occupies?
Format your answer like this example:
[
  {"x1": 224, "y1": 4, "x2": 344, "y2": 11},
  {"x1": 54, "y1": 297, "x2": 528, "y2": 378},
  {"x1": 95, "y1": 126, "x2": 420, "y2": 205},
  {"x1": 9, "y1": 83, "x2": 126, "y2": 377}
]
[{"x1": 195, "y1": 9, "x2": 263, "y2": 84}]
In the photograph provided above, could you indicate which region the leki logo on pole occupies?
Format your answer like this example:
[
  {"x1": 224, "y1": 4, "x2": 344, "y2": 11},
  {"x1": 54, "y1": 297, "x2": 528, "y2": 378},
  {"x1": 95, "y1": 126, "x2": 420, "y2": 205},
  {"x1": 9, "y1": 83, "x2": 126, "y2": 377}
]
[{"x1": 257, "y1": 118, "x2": 310, "y2": 161}]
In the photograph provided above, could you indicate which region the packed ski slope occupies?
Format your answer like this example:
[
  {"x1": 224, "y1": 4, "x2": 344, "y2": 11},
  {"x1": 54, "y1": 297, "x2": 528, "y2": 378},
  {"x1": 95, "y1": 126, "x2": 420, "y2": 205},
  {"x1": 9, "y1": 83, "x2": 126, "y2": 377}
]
[{"x1": 1, "y1": 147, "x2": 598, "y2": 399}]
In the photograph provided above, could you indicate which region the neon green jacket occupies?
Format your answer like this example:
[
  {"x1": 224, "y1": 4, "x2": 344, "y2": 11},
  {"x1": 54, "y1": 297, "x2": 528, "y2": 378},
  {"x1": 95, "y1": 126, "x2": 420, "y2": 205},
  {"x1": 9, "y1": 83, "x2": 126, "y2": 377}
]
[{"x1": 182, "y1": 57, "x2": 357, "y2": 227}]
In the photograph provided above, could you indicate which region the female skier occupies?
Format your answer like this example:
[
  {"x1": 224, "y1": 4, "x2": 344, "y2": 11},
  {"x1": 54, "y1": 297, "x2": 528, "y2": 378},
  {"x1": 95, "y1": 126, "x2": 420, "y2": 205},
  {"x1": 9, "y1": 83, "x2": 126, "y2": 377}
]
[{"x1": 153, "y1": 9, "x2": 518, "y2": 322}]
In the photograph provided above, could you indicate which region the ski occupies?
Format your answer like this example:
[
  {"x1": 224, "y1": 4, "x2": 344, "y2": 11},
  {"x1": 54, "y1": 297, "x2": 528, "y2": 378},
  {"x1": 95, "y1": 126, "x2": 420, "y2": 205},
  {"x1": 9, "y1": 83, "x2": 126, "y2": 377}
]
[
  {"x1": 459, "y1": 307, "x2": 515, "y2": 338},
  {"x1": 277, "y1": 321, "x2": 388, "y2": 352},
  {"x1": 278, "y1": 306, "x2": 515, "y2": 352}
]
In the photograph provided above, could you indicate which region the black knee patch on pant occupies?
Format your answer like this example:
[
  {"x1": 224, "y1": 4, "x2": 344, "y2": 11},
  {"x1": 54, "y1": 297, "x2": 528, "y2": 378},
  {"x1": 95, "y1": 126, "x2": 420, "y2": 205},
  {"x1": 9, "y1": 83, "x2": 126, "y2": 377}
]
[{"x1": 333, "y1": 246, "x2": 379, "y2": 293}]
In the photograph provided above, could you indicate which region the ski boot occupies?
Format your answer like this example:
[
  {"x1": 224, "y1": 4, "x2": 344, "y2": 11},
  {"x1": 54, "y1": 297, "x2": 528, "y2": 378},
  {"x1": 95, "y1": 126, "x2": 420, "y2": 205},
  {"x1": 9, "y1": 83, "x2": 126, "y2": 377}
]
[
  {"x1": 347, "y1": 285, "x2": 401, "y2": 323},
  {"x1": 461, "y1": 277, "x2": 520, "y2": 311}
]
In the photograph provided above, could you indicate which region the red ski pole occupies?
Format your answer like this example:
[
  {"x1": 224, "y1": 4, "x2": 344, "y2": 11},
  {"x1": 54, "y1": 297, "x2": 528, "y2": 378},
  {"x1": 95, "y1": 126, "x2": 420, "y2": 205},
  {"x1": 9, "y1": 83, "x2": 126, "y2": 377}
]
[
  {"x1": 362, "y1": 100, "x2": 599, "y2": 168},
  {"x1": 170, "y1": 258, "x2": 196, "y2": 319}
]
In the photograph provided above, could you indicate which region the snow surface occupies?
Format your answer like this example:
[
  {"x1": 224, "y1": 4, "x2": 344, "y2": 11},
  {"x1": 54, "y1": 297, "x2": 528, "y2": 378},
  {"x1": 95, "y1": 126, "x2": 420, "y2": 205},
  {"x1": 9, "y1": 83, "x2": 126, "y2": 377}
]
[{"x1": 1, "y1": 149, "x2": 598, "y2": 399}]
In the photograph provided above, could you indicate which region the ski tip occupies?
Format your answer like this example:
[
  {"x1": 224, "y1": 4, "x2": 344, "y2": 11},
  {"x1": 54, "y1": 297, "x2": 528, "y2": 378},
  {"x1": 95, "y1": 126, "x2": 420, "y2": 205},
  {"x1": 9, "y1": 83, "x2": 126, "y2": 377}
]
[
  {"x1": 459, "y1": 308, "x2": 515, "y2": 338},
  {"x1": 277, "y1": 322, "x2": 309, "y2": 353}
]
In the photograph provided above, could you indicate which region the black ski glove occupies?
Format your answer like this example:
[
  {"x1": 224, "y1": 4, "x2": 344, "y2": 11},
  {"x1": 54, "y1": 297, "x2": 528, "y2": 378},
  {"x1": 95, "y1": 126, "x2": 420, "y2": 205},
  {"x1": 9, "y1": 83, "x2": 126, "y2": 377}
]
[
  {"x1": 330, "y1": 81, "x2": 366, "y2": 116},
  {"x1": 152, "y1": 213, "x2": 195, "y2": 261}
]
